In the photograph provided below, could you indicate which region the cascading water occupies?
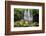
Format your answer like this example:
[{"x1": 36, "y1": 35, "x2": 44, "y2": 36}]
[{"x1": 24, "y1": 9, "x2": 33, "y2": 22}]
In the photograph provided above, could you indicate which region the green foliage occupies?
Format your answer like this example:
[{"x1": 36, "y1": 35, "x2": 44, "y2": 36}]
[
  {"x1": 32, "y1": 9, "x2": 39, "y2": 16},
  {"x1": 14, "y1": 20, "x2": 29, "y2": 27},
  {"x1": 14, "y1": 8, "x2": 25, "y2": 21},
  {"x1": 14, "y1": 8, "x2": 39, "y2": 27},
  {"x1": 14, "y1": 20, "x2": 39, "y2": 27}
]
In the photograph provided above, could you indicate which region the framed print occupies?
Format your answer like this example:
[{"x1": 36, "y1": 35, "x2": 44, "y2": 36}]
[{"x1": 5, "y1": 1, "x2": 45, "y2": 35}]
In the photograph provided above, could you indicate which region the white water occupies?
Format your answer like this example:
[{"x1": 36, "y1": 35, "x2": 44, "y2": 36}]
[{"x1": 24, "y1": 9, "x2": 33, "y2": 21}]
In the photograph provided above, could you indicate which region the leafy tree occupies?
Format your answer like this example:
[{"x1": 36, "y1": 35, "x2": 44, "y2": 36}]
[{"x1": 14, "y1": 8, "x2": 25, "y2": 21}]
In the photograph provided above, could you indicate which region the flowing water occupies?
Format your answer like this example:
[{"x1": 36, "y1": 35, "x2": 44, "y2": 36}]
[{"x1": 24, "y1": 9, "x2": 33, "y2": 22}]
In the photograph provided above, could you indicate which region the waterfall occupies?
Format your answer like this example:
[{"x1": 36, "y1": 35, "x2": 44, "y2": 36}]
[
  {"x1": 24, "y1": 9, "x2": 33, "y2": 22},
  {"x1": 24, "y1": 9, "x2": 28, "y2": 20},
  {"x1": 28, "y1": 9, "x2": 31, "y2": 21}
]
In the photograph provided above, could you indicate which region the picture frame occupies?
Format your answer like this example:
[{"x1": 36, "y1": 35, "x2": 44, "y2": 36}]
[{"x1": 5, "y1": 1, "x2": 45, "y2": 35}]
